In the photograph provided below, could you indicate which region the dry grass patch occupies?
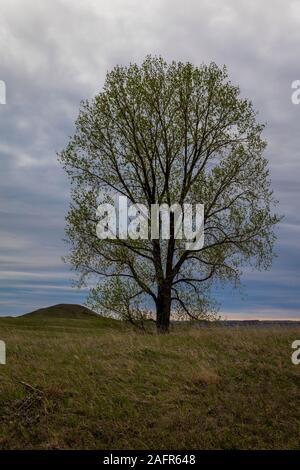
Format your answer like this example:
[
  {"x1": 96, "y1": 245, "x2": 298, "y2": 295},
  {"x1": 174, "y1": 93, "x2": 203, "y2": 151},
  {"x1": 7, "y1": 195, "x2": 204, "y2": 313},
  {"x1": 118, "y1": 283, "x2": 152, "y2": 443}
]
[{"x1": 0, "y1": 316, "x2": 299, "y2": 449}]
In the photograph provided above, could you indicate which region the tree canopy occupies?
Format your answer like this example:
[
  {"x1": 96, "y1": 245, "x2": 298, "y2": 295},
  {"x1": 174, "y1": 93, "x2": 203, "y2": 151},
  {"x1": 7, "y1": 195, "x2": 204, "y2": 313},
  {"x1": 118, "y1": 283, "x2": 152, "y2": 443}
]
[{"x1": 59, "y1": 56, "x2": 280, "y2": 333}]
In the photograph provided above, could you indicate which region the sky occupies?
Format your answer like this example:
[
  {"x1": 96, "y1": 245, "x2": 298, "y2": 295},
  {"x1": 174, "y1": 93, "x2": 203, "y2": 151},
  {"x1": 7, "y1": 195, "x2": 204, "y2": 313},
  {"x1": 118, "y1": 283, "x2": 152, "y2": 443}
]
[{"x1": 0, "y1": 0, "x2": 299, "y2": 319}]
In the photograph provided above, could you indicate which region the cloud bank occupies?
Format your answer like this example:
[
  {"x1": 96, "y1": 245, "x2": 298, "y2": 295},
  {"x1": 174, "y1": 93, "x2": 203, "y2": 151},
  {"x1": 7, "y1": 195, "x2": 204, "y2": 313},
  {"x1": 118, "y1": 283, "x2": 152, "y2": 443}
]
[{"x1": 0, "y1": 0, "x2": 299, "y2": 317}]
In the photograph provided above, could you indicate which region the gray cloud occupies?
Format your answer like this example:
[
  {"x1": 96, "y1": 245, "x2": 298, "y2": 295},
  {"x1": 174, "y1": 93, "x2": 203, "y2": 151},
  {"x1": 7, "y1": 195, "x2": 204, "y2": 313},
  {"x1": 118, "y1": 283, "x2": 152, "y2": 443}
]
[{"x1": 0, "y1": 0, "x2": 299, "y2": 317}]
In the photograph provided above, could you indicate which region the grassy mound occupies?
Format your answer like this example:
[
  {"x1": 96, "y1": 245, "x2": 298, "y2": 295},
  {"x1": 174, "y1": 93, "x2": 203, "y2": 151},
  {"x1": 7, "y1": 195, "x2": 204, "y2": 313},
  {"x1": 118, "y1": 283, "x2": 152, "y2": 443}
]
[{"x1": 22, "y1": 303, "x2": 98, "y2": 319}]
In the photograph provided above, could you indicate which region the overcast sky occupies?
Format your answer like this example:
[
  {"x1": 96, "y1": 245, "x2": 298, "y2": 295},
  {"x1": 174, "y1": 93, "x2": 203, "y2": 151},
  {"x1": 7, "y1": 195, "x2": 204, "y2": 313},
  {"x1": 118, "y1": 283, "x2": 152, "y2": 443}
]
[{"x1": 0, "y1": 0, "x2": 299, "y2": 318}]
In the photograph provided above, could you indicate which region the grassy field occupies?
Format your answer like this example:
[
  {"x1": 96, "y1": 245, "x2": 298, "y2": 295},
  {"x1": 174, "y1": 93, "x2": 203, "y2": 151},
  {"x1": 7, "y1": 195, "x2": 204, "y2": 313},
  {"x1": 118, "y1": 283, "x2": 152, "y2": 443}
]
[{"x1": 0, "y1": 312, "x2": 299, "y2": 449}]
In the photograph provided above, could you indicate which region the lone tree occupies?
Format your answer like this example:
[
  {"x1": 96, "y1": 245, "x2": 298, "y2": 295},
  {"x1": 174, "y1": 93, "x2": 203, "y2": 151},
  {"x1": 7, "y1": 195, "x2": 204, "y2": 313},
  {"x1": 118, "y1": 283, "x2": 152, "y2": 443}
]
[{"x1": 59, "y1": 56, "x2": 280, "y2": 333}]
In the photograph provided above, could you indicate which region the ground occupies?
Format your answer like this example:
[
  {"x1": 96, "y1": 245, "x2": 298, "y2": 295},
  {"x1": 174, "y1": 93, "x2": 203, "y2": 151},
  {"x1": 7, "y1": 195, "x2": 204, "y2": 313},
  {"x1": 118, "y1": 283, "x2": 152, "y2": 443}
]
[{"x1": 0, "y1": 312, "x2": 299, "y2": 449}]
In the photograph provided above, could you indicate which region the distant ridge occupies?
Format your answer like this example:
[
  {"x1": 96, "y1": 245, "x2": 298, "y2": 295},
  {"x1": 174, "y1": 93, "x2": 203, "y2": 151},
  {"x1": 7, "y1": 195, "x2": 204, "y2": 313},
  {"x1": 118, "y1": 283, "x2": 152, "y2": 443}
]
[
  {"x1": 22, "y1": 303, "x2": 99, "y2": 319},
  {"x1": 192, "y1": 319, "x2": 300, "y2": 328},
  {"x1": 172, "y1": 319, "x2": 300, "y2": 328},
  {"x1": 219, "y1": 319, "x2": 300, "y2": 327}
]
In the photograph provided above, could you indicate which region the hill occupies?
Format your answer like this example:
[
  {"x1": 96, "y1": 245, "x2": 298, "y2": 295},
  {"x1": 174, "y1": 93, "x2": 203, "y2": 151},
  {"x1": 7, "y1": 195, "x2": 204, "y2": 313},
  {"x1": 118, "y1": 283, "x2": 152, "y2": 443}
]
[{"x1": 22, "y1": 303, "x2": 99, "y2": 319}]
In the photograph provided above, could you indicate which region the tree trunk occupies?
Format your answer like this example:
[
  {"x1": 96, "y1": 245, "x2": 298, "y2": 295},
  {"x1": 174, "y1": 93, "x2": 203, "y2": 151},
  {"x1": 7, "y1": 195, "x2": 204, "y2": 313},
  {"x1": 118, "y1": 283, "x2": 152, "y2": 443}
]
[{"x1": 156, "y1": 284, "x2": 171, "y2": 334}]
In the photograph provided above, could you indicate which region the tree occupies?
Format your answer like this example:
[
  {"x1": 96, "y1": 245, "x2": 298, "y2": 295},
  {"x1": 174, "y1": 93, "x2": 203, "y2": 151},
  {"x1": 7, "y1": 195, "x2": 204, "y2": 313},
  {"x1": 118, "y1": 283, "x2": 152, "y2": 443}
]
[{"x1": 59, "y1": 56, "x2": 280, "y2": 333}]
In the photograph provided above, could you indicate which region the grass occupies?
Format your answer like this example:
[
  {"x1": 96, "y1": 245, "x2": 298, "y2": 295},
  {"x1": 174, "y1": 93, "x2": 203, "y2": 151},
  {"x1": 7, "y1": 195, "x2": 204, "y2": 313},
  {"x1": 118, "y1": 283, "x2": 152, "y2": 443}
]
[{"x1": 0, "y1": 314, "x2": 299, "y2": 449}]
